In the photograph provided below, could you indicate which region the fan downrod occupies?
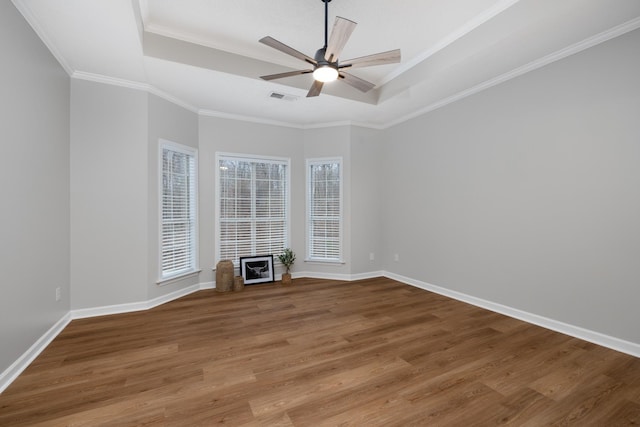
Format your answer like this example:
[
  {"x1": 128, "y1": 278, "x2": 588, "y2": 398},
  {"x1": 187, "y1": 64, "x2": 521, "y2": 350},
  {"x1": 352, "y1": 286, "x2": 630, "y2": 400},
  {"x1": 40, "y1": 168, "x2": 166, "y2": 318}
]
[{"x1": 321, "y1": 0, "x2": 333, "y2": 48}]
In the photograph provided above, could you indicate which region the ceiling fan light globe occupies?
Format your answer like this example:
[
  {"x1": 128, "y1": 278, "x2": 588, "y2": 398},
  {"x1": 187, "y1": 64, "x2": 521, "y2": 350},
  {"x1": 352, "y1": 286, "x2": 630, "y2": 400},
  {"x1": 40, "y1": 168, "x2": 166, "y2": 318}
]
[{"x1": 313, "y1": 65, "x2": 338, "y2": 82}]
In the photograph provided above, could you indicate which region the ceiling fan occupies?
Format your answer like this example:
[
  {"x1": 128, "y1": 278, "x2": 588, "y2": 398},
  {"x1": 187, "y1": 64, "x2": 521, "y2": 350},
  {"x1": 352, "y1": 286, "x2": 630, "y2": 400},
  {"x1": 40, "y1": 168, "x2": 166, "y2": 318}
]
[{"x1": 259, "y1": 0, "x2": 401, "y2": 97}]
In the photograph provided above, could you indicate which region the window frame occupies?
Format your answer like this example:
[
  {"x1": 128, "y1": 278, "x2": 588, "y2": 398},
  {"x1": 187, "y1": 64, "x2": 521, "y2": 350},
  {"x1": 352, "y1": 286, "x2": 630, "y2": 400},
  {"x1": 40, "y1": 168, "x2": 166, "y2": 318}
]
[
  {"x1": 306, "y1": 157, "x2": 344, "y2": 264},
  {"x1": 158, "y1": 139, "x2": 199, "y2": 283},
  {"x1": 215, "y1": 152, "x2": 291, "y2": 266}
]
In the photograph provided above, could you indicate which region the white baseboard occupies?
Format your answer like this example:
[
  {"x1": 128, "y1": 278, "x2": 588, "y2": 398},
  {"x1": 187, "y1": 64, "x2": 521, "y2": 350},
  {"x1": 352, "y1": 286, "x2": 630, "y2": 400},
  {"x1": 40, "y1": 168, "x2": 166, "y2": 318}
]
[
  {"x1": 200, "y1": 281, "x2": 215, "y2": 290},
  {"x1": 292, "y1": 270, "x2": 385, "y2": 282},
  {"x1": 4, "y1": 270, "x2": 637, "y2": 395},
  {"x1": 384, "y1": 271, "x2": 640, "y2": 358},
  {"x1": 71, "y1": 284, "x2": 201, "y2": 319},
  {"x1": 0, "y1": 312, "x2": 72, "y2": 393},
  {"x1": 350, "y1": 271, "x2": 386, "y2": 281}
]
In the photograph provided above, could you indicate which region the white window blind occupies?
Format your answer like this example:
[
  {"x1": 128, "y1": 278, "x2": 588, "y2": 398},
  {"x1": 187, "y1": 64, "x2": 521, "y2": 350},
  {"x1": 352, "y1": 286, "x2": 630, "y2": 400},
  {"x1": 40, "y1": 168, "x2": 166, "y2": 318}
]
[
  {"x1": 307, "y1": 158, "x2": 342, "y2": 262},
  {"x1": 217, "y1": 155, "x2": 289, "y2": 264},
  {"x1": 161, "y1": 142, "x2": 198, "y2": 279}
]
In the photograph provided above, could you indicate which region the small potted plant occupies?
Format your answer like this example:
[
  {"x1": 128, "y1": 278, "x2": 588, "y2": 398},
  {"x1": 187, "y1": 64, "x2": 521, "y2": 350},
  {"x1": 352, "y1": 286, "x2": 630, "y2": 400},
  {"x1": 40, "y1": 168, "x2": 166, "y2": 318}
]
[{"x1": 278, "y1": 248, "x2": 296, "y2": 285}]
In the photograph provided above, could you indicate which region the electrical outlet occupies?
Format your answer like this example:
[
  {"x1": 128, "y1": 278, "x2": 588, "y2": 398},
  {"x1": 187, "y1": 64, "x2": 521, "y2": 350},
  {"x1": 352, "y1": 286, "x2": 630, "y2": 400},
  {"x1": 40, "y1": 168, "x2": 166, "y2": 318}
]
[
  {"x1": 369, "y1": 252, "x2": 375, "y2": 261},
  {"x1": 55, "y1": 287, "x2": 61, "y2": 302},
  {"x1": 394, "y1": 253, "x2": 400, "y2": 262}
]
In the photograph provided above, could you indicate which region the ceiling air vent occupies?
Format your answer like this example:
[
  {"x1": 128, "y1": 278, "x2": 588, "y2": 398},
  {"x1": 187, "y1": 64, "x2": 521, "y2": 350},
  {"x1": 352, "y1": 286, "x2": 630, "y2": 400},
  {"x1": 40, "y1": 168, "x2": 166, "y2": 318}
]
[{"x1": 269, "y1": 91, "x2": 299, "y2": 102}]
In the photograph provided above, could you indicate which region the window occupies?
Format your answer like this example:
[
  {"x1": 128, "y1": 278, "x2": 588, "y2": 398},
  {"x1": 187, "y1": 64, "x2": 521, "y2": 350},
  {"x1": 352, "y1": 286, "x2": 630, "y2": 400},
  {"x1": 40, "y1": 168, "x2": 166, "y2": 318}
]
[
  {"x1": 160, "y1": 141, "x2": 198, "y2": 280},
  {"x1": 306, "y1": 158, "x2": 343, "y2": 262},
  {"x1": 216, "y1": 154, "x2": 289, "y2": 264}
]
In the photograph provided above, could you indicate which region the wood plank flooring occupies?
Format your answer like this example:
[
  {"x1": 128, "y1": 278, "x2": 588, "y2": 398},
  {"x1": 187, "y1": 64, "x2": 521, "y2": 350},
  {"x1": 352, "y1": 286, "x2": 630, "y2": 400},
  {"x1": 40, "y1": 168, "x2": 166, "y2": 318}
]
[{"x1": 1, "y1": 277, "x2": 639, "y2": 426}]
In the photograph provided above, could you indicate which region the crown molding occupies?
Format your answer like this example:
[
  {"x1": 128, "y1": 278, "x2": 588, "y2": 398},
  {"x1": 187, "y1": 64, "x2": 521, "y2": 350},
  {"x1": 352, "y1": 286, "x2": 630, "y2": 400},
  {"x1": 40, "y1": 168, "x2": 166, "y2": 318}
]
[
  {"x1": 72, "y1": 16, "x2": 640, "y2": 132},
  {"x1": 71, "y1": 71, "x2": 199, "y2": 113},
  {"x1": 379, "y1": 0, "x2": 522, "y2": 86},
  {"x1": 11, "y1": 0, "x2": 74, "y2": 76},
  {"x1": 383, "y1": 16, "x2": 640, "y2": 129},
  {"x1": 70, "y1": 71, "x2": 381, "y2": 130},
  {"x1": 72, "y1": 71, "x2": 150, "y2": 91},
  {"x1": 61, "y1": 15, "x2": 640, "y2": 132},
  {"x1": 147, "y1": 86, "x2": 199, "y2": 113},
  {"x1": 198, "y1": 109, "x2": 304, "y2": 129}
]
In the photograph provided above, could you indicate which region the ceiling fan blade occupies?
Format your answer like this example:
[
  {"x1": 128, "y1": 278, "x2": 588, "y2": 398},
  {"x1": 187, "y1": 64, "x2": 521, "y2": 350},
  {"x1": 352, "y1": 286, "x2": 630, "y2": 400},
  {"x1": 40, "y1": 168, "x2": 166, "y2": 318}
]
[
  {"x1": 340, "y1": 49, "x2": 401, "y2": 69},
  {"x1": 260, "y1": 70, "x2": 313, "y2": 81},
  {"x1": 259, "y1": 36, "x2": 317, "y2": 66},
  {"x1": 307, "y1": 80, "x2": 324, "y2": 97},
  {"x1": 339, "y1": 72, "x2": 375, "y2": 93},
  {"x1": 325, "y1": 17, "x2": 357, "y2": 62}
]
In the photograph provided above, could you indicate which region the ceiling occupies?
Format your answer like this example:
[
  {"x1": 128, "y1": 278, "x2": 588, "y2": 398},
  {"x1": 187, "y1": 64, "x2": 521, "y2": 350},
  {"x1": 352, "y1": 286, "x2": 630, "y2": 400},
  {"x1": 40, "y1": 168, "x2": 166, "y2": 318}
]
[{"x1": 13, "y1": 0, "x2": 640, "y2": 128}]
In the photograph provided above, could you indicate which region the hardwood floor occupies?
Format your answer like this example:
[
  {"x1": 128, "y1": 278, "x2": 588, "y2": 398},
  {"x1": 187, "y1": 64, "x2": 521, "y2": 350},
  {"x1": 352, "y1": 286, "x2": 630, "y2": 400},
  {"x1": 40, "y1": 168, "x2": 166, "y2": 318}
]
[{"x1": 1, "y1": 277, "x2": 639, "y2": 426}]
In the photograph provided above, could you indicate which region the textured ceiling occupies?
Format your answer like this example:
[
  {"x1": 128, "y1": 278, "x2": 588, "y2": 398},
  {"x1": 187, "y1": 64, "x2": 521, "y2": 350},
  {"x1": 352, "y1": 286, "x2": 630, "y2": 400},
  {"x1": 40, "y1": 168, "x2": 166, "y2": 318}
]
[{"x1": 13, "y1": 0, "x2": 640, "y2": 128}]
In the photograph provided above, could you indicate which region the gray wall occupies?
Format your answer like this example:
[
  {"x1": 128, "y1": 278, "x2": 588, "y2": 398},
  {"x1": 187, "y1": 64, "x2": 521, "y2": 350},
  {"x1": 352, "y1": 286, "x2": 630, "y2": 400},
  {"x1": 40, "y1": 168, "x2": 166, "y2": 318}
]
[
  {"x1": 199, "y1": 120, "x2": 378, "y2": 279},
  {"x1": 302, "y1": 126, "x2": 352, "y2": 276},
  {"x1": 147, "y1": 94, "x2": 199, "y2": 298},
  {"x1": 4, "y1": 0, "x2": 639, "y2": 382},
  {"x1": 71, "y1": 87, "x2": 201, "y2": 309},
  {"x1": 198, "y1": 116, "x2": 305, "y2": 280},
  {"x1": 0, "y1": 2, "x2": 70, "y2": 374},
  {"x1": 70, "y1": 79, "x2": 148, "y2": 309},
  {"x1": 350, "y1": 126, "x2": 385, "y2": 274},
  {"x1": 382, "y1": 28, "x2": 640, "y2": 343}
]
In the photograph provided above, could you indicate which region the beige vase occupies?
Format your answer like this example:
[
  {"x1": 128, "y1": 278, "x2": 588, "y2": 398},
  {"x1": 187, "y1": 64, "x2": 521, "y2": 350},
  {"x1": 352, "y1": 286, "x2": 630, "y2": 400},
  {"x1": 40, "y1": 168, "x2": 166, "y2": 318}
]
[{"x1": 215, "y1": 260, "x2": 234, "y2": 292}]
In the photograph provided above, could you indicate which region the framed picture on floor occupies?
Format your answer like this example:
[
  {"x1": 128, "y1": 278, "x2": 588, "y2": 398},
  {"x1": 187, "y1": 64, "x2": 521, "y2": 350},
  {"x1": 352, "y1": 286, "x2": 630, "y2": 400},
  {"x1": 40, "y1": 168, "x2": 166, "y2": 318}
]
[{"x1": 240, "y1": 255, "x2": 275, "y2": 285}]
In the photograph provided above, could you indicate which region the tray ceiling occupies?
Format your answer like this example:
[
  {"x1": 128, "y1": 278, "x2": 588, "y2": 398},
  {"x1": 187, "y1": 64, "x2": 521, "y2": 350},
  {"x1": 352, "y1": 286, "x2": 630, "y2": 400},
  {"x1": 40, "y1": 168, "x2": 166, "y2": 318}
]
[{"x1": 13, "y1": 0, "x2": 640, "y2": 128}]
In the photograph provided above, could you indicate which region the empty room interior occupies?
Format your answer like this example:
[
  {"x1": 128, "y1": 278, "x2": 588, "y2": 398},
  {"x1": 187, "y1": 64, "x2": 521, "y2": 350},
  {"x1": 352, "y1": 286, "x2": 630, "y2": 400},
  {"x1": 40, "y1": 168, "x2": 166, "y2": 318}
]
[{"x1": 1, "y1": 0, "x2": 640, "y2": 425}]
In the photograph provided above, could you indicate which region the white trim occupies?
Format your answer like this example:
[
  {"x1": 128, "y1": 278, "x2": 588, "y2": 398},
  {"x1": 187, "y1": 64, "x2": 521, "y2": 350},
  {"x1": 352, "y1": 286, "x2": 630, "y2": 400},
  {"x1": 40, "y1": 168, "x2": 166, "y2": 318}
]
[
  {"x1": 347, "y1": 271, "x2": 387, "y2": 281},
  {"x1": 72, "y1": 71, "x2": 149, "y2": 92},
  {"x1": 290, "y1": 270, "x2": 384, "y2": 282},
  {"x1": 301, "y1": 121, "x2": 352, "y2": 130},
  {"x1": 348, "y1": 122, "x2": 386, "y2": 131},
  {"x1": 199, "y1": 109, "x2": 303, "y2": 129},
  {"x1": 0, "y1": 284, "x2": 202, "y2": 393},
  {"x1": 215, "y1": 153, "x2": 291, "y2": 264},
  {"x1": 303, "y1": 259, "x2": 346, "y2": 265},
  {"x1": 147, "y1": 86, "x2": 199, "y2": 113},
  {"x1": 0, "y1": 312, "x2": 72, "y2": 393},
  {"x1": 159, "y1": 140, "x2": 199, "y2": 282},
  {"x1": 197, "y1": 114, "x2": 384, "y2": 131},
  {"x1": 379, "y1": 0, "x2": 522, "y2": 86},
  {"x1": 306, "y1": 158, "x2": 344, "y2": 263},
  {"x1": 292, "y1": 271, "x2": 352, "y2": 282},
  {"x1": 384, "y1": 16, "x2": 640, "y2": 129},
  {"x1": 71, "y1": 284, "x2": 201, "y2": 320},
  {"x1": 3, "y1": 271, "x2": 638, "y2": 395},
  {"x1": 384, "y1": 271, "x2": 640, "y2": 358},
  {"x1": 156, "y1": 269, "x2": 201, "y2": 286},
  {"x1": 19, "y1": 12, "x2": 637, "y2": 132},
  {"x1": 199, "y1": 281, "x2": 216, "y2": 290},
  {"x1": 71, "y1": 71, "x2": 200, "y2": 113},
  {"x1": 71, "y1": 300, "x2": 149, "y2": 320},
  {"x1": 11, "y1": 0, "x2": 74, "y2": 75},
  {"x1": 216, "y1": 152, "x2": 291, "y2": 164}
]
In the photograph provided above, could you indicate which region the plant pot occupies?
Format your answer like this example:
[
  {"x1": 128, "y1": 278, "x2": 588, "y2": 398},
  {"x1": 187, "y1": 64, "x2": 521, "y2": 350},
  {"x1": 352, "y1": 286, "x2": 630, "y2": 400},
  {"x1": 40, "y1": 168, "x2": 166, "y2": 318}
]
[{"x1": 281, "y1": 272, "x2": 292, "y2": 286}]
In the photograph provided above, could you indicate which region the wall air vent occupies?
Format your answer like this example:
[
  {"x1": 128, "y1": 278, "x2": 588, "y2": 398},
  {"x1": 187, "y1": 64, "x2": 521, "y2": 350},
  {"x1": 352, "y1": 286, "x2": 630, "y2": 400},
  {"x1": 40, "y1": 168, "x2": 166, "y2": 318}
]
[{"x1": 268, "y1": 92, "x2": 299, "y2": 102}]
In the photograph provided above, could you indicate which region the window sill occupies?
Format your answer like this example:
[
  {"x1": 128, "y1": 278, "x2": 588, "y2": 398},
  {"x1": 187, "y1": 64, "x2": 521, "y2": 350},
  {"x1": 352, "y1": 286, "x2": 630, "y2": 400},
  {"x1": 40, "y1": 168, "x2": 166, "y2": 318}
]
[
  {"x1": 157, "y1": 269, "x2": 201, "y2": 286},
  {"x1": 304, "y1": 259, "x2": 345, "y2": 265}
]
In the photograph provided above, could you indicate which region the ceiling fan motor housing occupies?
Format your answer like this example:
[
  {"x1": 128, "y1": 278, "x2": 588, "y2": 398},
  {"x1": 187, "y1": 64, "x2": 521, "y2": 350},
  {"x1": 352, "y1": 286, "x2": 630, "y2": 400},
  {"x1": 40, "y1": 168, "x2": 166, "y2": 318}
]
[{"x1": 314, "y1": 47, "x2": 336, "y2": 68}]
